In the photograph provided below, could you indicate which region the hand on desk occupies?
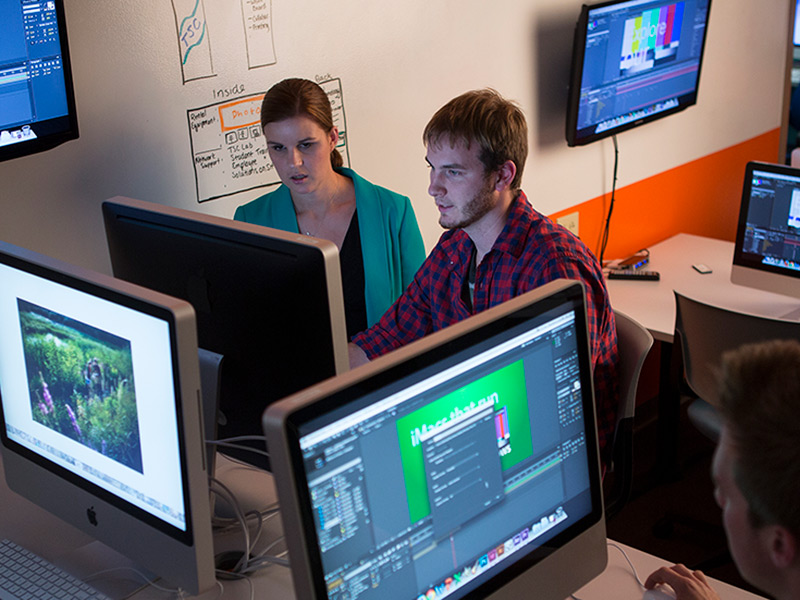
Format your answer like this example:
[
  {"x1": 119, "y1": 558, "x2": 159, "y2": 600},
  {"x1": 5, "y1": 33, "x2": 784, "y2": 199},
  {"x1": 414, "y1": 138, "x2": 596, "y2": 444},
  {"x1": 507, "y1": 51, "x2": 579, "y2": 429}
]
[{"x1": 645, "y1": 564, "x2": 720, "y2": 600}]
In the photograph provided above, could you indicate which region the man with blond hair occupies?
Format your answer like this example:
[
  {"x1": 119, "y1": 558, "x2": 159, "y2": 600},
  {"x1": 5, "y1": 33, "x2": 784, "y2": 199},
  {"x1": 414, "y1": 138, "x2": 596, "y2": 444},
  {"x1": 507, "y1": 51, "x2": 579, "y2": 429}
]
[{"x1": 349, "y1": 88, "x2": 619, "y2": 460}]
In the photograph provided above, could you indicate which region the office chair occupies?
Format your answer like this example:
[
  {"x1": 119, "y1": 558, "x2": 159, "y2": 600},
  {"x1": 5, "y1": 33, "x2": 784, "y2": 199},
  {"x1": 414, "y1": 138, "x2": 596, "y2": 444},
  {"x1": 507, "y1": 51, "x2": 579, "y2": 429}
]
[
  {"x1": 674, "y1": 291, "x2": 800, "y2": 443},
  {"x1": 654, "y1": 292, "x2": 800, "y2": 568},
  {"x1": 604, "y1": 309, "x2": 653, "y2": 520}
]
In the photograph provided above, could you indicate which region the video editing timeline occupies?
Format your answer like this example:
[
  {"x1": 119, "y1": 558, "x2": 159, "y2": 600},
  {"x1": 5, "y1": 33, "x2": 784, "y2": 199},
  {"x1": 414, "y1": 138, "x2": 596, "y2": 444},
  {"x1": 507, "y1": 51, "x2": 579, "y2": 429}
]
[
  {"x1": 742, "y1": 170, "x2": 800, "y2": 272},
  {"x1": 300, "y1": 311, "x2": 593, "y2": 600},
  {"x1": 0, "y1": 0, "x2": 69, "y2": 138},
  {"x1": 578, "y1": 0, "x2": 709, "y2": 135}
]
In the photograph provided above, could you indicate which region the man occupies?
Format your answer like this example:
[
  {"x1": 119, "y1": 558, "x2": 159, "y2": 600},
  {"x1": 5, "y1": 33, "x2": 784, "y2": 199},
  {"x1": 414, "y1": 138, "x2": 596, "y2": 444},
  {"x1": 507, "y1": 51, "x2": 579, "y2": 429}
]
[
  {"x1": 645, "y1": 339, "x2": 800, "y2": 600},
  {"x1": 349, "y1": 88, "x2": 619, "y2": 459}
]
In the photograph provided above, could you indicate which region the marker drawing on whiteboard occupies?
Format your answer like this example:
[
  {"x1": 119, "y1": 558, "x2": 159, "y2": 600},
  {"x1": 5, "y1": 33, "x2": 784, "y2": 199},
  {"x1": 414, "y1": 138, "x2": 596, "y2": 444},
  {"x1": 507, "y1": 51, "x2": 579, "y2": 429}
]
[
  {"x1": 179, "y1": 1, "x2": 206, "y2": 65},
  {"x1": 171, "y1": 0, "x2": 215, "y2": 83},
  {"x1": 186, "y1": 78, "x2": 350, "y2": 203}
]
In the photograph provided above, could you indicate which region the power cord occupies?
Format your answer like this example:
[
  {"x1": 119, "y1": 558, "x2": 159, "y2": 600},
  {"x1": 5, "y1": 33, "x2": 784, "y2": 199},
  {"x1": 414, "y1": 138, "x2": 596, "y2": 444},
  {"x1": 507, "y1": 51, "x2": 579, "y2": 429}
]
[
  {"x1": 83, "y1": 566, "x2": 185, "y2": 599},
  {"x1": 570, "y1": 541, "x2": 645, "y2": 600},
  {"x1": 598, "y1": 134, "x2": 620, "y2": 266},
  {"x1": 207, "y1": 435, "x2": 271, "y2": 460},
  {"x1": 205, "y1": 438, "x2": 290, "y2": 584}
]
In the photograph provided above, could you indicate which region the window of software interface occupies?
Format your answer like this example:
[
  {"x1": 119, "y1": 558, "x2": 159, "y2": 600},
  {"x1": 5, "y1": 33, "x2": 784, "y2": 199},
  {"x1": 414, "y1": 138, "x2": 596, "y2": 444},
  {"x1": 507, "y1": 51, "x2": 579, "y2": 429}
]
[
  {"x1": 742, "y1": 170, "x2": 800, "y2": 273},
  {"x1": 299, "y1": 310, "x2": 594, "y2": 600},
  {"x1": 578, "y1": 0, "x2": 710, "y2": 134},
  {"x1": 0, "y1": 0, "x2": 70, "y2": 146}
]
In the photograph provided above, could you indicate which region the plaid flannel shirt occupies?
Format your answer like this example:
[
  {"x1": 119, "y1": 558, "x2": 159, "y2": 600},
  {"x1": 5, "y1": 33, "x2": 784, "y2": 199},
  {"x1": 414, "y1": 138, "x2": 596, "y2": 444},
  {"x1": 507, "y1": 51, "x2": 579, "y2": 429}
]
[{"x1": 353, "y1": 192, "x2": 620, "y2": 460}]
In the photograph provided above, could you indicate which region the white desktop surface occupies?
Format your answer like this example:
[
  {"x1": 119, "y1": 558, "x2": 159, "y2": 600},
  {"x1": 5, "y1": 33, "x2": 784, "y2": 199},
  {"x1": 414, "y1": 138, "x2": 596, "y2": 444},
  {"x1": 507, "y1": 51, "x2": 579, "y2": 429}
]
[
  {"x1": 575, "y1": 541, "x2": 765, "y2": 600},
  {"x1": 0, "y1": 451, "x2": 765, "y2": 600},
  {"x1": 606, "y1": 233, "x2": 800, "y2": 342}
]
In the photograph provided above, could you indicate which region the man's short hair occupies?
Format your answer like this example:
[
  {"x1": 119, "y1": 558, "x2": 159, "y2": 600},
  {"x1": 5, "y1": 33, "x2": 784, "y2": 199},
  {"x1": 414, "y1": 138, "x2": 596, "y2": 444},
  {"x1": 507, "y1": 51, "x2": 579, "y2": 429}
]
[
  {"x1": 423, "y1": 89, "x2": 528, "y2": 190},
  {"x1": 717, "y1": 339, "x2": 800, "y2": 535}
]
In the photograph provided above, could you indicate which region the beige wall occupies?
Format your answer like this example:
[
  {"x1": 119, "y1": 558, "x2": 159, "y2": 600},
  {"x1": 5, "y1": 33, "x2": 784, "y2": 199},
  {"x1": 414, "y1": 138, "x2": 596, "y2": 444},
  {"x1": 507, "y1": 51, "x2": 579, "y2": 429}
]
[{"x1": 0, "y1": 0, "x2": 790, "y2": 272}]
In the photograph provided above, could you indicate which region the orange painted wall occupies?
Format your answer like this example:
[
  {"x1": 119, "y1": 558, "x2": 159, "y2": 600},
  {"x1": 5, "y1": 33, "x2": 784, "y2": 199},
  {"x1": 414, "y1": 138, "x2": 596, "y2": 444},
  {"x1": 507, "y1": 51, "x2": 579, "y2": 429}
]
[{"x1": 550, "y1": 129, "x2": 781, "y2": 261}]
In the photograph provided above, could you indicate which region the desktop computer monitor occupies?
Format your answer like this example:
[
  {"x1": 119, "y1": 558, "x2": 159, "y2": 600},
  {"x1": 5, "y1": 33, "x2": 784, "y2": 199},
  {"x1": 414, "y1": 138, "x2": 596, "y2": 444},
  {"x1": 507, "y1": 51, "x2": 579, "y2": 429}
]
[
  {"x1": 0, "y1": 240, "x2": 215, "y2": 595},
  {"x1": 731, "y1": 161, "x2": 800, "y2": 316},
  {"x1": 0, "y1": 0, "x2": 80, "y2": 161},
  {"x1": 264, "y1": 279, "x2": 607, "y2": 600},
  {"x1": 102, "y1": 196, "x2": 349, "y2": 469}
]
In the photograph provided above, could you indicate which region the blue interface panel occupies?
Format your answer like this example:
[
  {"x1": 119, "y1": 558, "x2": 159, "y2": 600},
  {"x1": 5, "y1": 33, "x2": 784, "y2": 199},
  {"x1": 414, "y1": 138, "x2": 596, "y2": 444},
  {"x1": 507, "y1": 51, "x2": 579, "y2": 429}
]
[
  {"x1": 567, "y1": 0, "x2": 711, "y2": 146},
  {"x1": 0, "y1": 0, "x2": 77, "y2": 156}
]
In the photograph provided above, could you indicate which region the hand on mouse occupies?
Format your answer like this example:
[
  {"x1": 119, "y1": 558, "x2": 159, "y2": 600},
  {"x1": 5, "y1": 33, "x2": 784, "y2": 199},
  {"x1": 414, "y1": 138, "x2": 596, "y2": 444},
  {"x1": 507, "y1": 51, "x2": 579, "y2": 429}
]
[{"x1": 645, "y1": 564, "x2": 720, "y2": 600}]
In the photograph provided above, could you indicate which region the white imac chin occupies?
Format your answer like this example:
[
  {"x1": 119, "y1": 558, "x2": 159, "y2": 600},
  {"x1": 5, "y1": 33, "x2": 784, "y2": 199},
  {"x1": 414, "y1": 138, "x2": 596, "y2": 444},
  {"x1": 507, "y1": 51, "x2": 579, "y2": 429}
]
[{"x1": 731, "y1": 264, "x2": 800, "y2": 319}]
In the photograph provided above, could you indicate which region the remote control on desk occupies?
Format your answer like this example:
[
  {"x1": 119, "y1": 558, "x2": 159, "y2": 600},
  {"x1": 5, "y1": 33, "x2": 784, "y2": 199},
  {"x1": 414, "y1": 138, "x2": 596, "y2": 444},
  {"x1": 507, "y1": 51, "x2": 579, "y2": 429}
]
[{"x1": 607, "y1": 269, "x2": 660, "y2": 281}]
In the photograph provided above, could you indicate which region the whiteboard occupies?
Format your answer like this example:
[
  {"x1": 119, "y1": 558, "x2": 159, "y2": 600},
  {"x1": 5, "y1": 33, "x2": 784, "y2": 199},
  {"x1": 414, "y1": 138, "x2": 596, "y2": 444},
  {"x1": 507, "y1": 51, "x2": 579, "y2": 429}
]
[{"x1": 0, "y1": 0, "x2": 789, "y2": 273}]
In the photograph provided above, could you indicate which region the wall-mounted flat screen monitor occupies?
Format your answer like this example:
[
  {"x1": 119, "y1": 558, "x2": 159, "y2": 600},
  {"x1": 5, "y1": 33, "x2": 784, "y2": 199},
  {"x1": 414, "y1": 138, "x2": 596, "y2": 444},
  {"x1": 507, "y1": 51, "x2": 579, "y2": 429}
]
[
  {"x1": 103, "y1": 196, "x2": 349, "y2": 470},
  {"x1": 732, "y1": 161, "x2": 800, "y2": 316},
  {"x1": 0, "y1": 0, "x2": 79, "y2": 162},
  {"x1": 264, "y1": 279, "x2": 607, "y2": 600},
  {"x1": 566, "y1": 0, "x2": 711, "y2": 146},
  {"x1": 0, "y1": 240, "x2": 215, "y2": 595}
]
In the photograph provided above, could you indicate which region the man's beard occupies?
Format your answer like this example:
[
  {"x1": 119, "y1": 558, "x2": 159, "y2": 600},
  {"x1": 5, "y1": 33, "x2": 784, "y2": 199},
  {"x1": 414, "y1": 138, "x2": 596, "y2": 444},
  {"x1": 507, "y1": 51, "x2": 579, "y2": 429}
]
[{"x1": 439, "y1": 176, "x2": 496, "y2": 230}]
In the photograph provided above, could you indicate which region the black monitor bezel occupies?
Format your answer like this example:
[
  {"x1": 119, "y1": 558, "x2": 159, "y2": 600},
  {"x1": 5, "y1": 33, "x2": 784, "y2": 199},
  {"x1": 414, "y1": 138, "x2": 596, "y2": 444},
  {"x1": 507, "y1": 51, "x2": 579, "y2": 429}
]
[
  {"x1": 0, "y1": 0, "x2": 80, "y2": 163},
  {"x1": 732, "y1": 161, "x2": 800, "y2": 283},
  {"x1": 565, "y1": 0, "x2": 711, "y2": 147},
  {"x1": 270, "y1": 281, "x2": 604, "y2": 600}
]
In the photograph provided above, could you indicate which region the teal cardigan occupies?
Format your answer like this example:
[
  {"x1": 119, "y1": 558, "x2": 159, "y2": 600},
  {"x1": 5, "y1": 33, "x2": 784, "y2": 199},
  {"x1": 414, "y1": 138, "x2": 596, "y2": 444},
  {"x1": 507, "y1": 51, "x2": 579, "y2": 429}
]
[{"x1": 233, "y1": 168, "x2": 426, "y2": 327}]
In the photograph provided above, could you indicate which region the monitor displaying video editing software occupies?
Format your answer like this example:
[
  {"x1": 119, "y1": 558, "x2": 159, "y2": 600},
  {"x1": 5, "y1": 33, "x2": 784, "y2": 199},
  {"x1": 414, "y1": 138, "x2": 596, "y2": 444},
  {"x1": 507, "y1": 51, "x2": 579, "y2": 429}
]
[
  {"x1": 265, "y1": 280, "x2": 607, "y2": 600},
  {"x1": 0, "y1": 0, "x2": 79, "y2": 161},
  {"x1": 0, "y1": 241, "x2": 214, "y2": 595},
  {"x1": 566, "y1": 0, "x2": 711, "y2": 146},
  {"x1": 732, "y1": 161, "x2": 800, "y2": 312}
]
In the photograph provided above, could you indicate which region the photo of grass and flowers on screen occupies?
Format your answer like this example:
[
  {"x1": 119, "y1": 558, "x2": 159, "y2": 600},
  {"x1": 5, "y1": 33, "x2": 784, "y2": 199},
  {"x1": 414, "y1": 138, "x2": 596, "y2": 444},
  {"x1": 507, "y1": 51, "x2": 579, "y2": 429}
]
[{"x1": 17, "y1": 298, "x2": 144, "y2": 473}]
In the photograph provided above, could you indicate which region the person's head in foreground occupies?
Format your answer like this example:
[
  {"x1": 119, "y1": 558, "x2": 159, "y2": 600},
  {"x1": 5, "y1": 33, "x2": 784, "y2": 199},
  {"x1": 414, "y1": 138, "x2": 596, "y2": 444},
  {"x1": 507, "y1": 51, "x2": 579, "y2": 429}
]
[{"x1": 646, "y1": 338, "x2": 800, "y2": 600}]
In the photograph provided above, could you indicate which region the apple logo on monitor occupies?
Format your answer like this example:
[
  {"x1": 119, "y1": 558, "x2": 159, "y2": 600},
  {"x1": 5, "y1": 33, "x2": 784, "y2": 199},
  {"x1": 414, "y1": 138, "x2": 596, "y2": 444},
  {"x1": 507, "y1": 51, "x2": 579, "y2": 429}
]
[{"x1": 87, "y1": 506, "x2": 98, "y2": 526}]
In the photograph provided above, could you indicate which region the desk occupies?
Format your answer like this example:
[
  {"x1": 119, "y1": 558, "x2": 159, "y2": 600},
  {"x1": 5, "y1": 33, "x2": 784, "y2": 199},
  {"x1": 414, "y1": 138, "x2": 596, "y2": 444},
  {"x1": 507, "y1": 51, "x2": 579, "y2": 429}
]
[
  {"x1": 606, "y1": 233, "x2": 800, "y2": 475},
  {"x1": 606, "y1": 233, "x2": 800, "y2": 342},
  {"x1": 0, "y1": 452, "x2": 764, "y2": 600}
]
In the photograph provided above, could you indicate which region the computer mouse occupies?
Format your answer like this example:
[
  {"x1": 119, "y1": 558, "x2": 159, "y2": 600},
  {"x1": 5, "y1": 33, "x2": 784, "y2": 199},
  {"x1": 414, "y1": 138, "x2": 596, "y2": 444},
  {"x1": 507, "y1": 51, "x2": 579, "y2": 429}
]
[{"x1": 643, "y1": 586, "x2": 677, "y2": 600}]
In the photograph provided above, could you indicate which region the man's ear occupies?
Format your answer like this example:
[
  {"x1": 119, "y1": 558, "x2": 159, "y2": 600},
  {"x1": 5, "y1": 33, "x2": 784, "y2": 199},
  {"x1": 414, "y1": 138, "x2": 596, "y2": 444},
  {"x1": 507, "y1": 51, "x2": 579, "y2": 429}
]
[
  {"x1": 493, "y1": 160, "x2": 517, "y2": 191},
  {"x1": 765, "y1": 525, "x2": 798, "y2": 569}
]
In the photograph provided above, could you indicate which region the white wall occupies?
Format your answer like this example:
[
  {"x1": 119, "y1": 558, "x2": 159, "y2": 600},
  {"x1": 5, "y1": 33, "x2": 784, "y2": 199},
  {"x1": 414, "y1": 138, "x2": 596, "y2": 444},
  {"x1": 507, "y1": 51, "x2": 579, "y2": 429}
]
[{"x1": 0, "y1": 0, "x2": 790, "y2": 273}]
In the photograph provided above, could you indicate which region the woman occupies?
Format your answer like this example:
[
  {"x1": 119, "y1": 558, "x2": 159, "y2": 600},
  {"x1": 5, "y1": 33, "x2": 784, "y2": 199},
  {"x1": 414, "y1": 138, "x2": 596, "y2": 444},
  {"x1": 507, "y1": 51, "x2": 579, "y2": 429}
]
[{"x1": 234, "y1": 78, "x2": 425, "y2": 337}]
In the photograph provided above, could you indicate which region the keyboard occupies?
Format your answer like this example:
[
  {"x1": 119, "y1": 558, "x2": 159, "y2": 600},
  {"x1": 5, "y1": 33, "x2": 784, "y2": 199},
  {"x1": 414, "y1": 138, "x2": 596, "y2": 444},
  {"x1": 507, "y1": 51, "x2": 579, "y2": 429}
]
[{"x1": 0, "y1": 538, "x2": 112, "y2": 600}]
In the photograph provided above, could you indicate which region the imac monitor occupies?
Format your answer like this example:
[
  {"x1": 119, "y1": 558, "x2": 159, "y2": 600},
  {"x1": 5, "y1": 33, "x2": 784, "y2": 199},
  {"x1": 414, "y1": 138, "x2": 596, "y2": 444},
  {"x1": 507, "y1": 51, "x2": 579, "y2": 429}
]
[
  {"x1": 566, "y1": 0, "x2": 712, "y2": 147},
  {"x1": 102, "y1": 196, "x2": 349, "y2": 470},
  {"x1": 732, "y1": 161, "x2": 800, "y2": 312},
  {"x1": 0, "y1": 240, "x2": 215, "y2": 595},
  {"x1": 264, "y1": 279, "x2": 607, "y2": 600},
  {"x1": 0, "y1": 0, "x2": 80, "y2": 161}
]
